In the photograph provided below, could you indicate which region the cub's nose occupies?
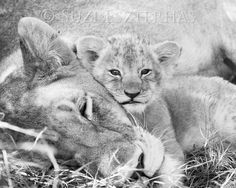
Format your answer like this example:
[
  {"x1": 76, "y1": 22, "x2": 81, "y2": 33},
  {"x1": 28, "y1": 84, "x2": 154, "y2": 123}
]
[{"x1": 124, "y1": 91, "x2": 140, "y2": 99}]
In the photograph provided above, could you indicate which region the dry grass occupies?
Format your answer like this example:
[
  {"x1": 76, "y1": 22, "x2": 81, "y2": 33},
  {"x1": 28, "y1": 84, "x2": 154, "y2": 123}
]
[
  {"x1": 0, "y1": 151, "x2": 145, "y2": 188},
  {"x1": 1, "y1": 121, "x2": 236, "y2": 188},
  {"x1": 0, "y1": 121, "x2": 143, "y2": 188},
  {"x1": 184, "y1": 143, "x2": 236, "y2": 188}
]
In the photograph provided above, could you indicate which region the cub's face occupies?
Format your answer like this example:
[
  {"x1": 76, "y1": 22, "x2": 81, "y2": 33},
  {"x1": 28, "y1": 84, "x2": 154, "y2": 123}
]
[
  {"x1": 92, "y1": 37, "x2": 160, "y2": 112},
  {"x1": 76, "y1": 35, "x2": 181, "y2": 113}
]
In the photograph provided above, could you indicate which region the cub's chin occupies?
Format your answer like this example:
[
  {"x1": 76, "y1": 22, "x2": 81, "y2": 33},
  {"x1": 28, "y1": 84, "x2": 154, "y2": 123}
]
[{"x1": 122, "y1": 103, "x2": 147, "y2": 114}]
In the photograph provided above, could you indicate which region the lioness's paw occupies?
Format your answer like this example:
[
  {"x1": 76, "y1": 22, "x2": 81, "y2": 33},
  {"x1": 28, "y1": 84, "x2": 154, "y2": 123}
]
[{"x1": 135, "y1": 127, "x2": 165, "y2": 177}]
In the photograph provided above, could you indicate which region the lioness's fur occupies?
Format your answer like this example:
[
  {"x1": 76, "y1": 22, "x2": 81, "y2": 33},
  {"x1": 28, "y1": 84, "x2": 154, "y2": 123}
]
[
  {"x1": 2, "y1": 0, "x2": 236, "y2": 80},
  {"x1": 63, "y1": 0, "x2": 236, "y2": 81},
  {"x1": 0, "y1": 17, "x2": 185, "y2": 188}
]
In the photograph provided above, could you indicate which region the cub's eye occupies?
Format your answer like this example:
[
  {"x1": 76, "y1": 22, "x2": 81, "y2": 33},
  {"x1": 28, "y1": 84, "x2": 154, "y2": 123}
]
[
  {"x1": 109, "y1": 69, "x2": 121, "y2": 76},
  {"x1": 141, "y1": 69, "x2": 152, "y2": 76}
]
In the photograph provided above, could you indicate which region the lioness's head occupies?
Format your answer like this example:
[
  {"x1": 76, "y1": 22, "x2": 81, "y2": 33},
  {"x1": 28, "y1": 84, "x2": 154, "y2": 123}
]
[
  {"x1": 0, "y1": 18, "x2": 174, "y2": 184},
  {"x1": 75, "y1": 35, "x2": 181, "y2": 112}
]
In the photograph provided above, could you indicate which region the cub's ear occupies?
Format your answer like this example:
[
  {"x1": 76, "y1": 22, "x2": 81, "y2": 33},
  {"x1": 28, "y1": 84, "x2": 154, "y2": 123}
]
[
  {"x1": 152, "y1": 41, "x2": 182, "y2": 78},
  {"x1": 18, "y1": 17, "x2": 76, "y2": 84},
  {"x1": 152, "y1": 41, "x2": 182, "y2": 64},
  {"x1": 75, "y1": 36, "x2": 106, "y2": 71}
]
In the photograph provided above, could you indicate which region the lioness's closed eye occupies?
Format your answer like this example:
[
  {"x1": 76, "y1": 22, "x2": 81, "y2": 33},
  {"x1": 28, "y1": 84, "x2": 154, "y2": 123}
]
[{"x1": 75, "y1": 34, "x2": 181, "y2": 113}]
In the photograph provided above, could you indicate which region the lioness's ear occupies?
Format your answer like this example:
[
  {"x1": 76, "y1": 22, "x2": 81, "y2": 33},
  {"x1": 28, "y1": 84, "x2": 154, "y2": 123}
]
[
  {"x1": 18, "y1": 17, "x2": 75, "y2": 84},
  {"x1": 152, "y1": 41, "x2": 181, "y2": 64},
  {"x1": 75, "y1": 36, "x2": 106, "y2": 71}
]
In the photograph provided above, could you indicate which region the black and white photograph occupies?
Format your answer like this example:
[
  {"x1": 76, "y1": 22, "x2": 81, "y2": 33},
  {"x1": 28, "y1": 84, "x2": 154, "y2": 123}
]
[{"x1": 1, "y1": 0, "x2": 236, "y2": 187}]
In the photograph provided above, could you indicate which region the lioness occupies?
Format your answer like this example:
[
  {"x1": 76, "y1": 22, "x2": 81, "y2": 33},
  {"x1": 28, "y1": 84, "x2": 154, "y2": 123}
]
[{"x1": 0, "y1": 17, "x2": 184, "y2": 188}]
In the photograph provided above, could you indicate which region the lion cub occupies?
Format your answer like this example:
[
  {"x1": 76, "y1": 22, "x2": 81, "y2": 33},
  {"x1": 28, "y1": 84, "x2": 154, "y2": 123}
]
[{"x1": 75, "y1": 34, "x2": 184, "y2": 186}]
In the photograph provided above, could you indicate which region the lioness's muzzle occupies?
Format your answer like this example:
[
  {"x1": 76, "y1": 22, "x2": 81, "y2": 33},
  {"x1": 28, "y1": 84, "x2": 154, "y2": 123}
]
[
  {"x1": 110, "y1": 127, "x2": 165, "y2": 184},
  {"x1": 134, "y1": 128, "x2": 165, "y2": 177}
]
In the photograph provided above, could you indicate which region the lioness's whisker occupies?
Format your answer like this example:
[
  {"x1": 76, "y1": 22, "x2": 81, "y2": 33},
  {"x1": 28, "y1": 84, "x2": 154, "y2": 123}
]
[
  {"x1": 111, "y1": 148, "x2": 121, "y2": 165},
  {"x1": 31, "y1": 127, "x2": 47, "y2": 150}
]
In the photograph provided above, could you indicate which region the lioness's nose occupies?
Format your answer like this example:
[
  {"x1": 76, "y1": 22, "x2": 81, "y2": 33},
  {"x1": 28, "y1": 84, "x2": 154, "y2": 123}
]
[
  {"x1": 131, "y1": 153, "x2": 146, "y2": 180},
  {"x1": 124, "y1": 91, "x2": 140, "y2": 99}
]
